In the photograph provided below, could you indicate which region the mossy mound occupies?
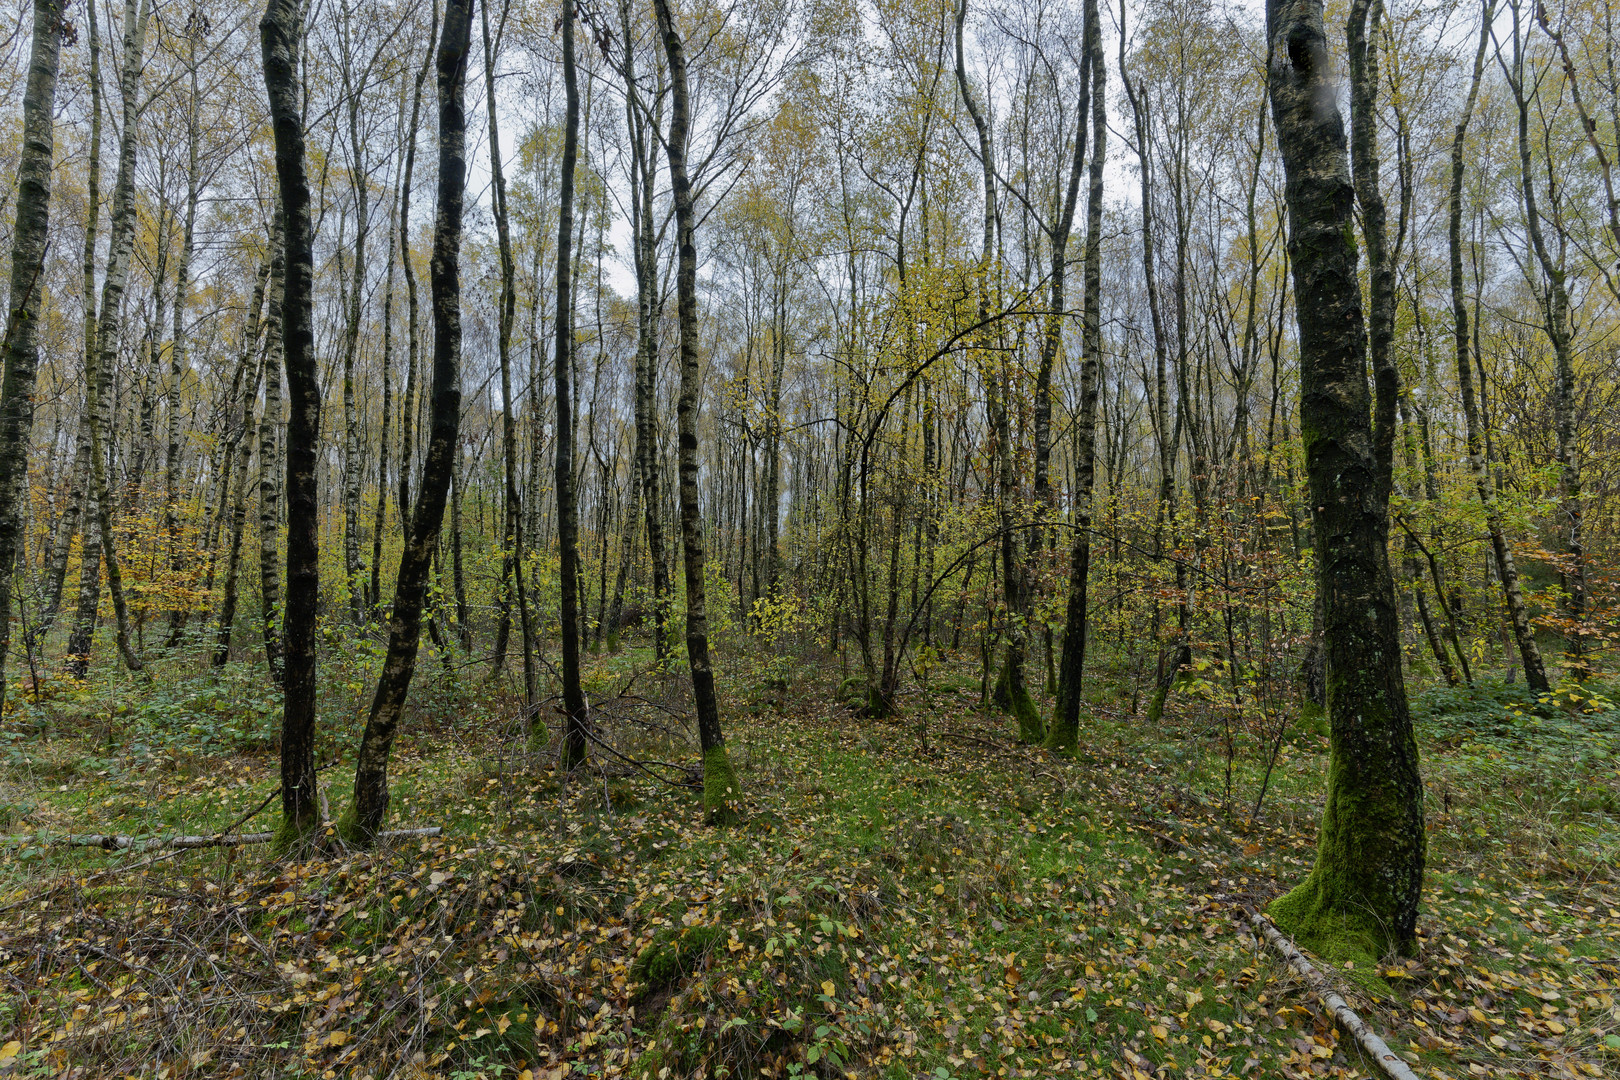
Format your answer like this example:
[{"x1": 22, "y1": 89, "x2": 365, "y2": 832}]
[
  {"x1": 628, "y1": 924, "x2": 726, "y2": 1002},
  {"x1": 1267, "y1": 874, "x2": 1396, "y2": 998}
]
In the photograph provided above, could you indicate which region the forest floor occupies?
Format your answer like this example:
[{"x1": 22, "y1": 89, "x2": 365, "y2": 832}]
[{"x1": 1, "y1": 643, "x2": 1619, "y2": 1079}]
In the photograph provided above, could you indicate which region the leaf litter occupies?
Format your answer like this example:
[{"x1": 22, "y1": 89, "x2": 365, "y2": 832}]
[{"x1": 0, "y1": 666, "x2": 1616, "y2": 1079}]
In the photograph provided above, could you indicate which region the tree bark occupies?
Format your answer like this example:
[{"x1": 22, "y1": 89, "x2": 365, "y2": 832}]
[
  {"x1": 343, "y1": 0, "x2": 470, "y2": 844},
  {"x1": 1048, "y1": 0, "x2": 1105, "y2": 754},
  {"x1": 340, "y1": 50, "x2": 370, "y2": 623},
  {"x1": 258, "y1": 213, "x2": 286, "y2": 684},
  {"x1": 1264, "y1": 0, "x2": 1425, "y2": 959},
  {"x1": 41, "y1": 0, "x2": 102, "y2": 652},
  {"x1": 73, "y1": 0, "x2": 150, "y2": 678},
  {"x1": 955, "y1": 0, "x2": 1039, "y2": 742},
  {"x1": 620, "y1": 1, "x2": 672, "y2": 660},
  {"x1": 482, "y1": 0, "x2": 537, "y2": 705},
  {"x1": 165, "y1": 25, "x2": 203, "y2": 648},
  {"x1": 653, "y1": 0, "x2": 742, "y2": 823},
  {"x1": 0, "y1": 0, "x2": 65, "y2": 706},
  {"x1": 1503, "y1": 5, "x2": 1584, "y2": 681},
  {"x1": 215, "y1": 356, "x2": 263, "y2": 668},
  {"x1": 554, "y1": 0, "x2": 588, "y2": 765},
  {"x1": 262, "y1": 0, "x2": 323, "y2": 853},
  {"x1": 396, "y1": 0, "x2": 437, "y2": 530}
]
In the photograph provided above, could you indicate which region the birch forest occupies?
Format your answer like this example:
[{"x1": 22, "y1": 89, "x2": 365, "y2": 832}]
[{"x1": 2, "y1": 0, "x2": 1620, "y2": 1075}]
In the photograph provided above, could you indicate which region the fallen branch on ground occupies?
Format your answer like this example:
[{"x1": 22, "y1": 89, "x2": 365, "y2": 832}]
[
  {"x1": 1245, "y1": 908, "x2": 1422, "y2": 1080},
  {"x1": 59, "y1": 826, "x2": 442, "y2": 852}
]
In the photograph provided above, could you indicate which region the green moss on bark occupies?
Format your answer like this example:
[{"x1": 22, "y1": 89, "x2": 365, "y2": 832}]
[
  {"x1": 1268, "y1": 682, "x2": 1424, "y2": 974},
  {"x1": 995, "y1": 662, "x2": 1044, "y2": 744},
  {"x1": 269, "y1": 811, "x2": 317, "y2": 858},
  {"x1": 1145, "y1": 679, "x2": 1171, "y2": 727},
  {"x1": 1041, "y1": 710, "x2": 1077, "y2": 755},
  {"x1": 1267, "y1": 873, "x2": 1392, "y2": 995},
  {"x1": 334, "y1": 803, "x2": 370, "y2": 848},
  {"x1": 702, "y1": 744, "x2": 741, "y2": 826},
  {"x1": 561, "y1": 734, "x2": 587, "y2": 770}
]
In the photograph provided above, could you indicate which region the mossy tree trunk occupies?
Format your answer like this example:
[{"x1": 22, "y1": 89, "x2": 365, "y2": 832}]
[
  {"x1": 339, "y1": 59, "x2": 370, "y2": 624},
  {"x1": 262, "y1": 0, "x2": 323, "y2": 854},
  {"x1": 1263, "y1": 0, "x2": 1425, "y2": 961},
  {"x1": 652, "y1": 0, "x2": 741, "y2": 825},
  {"x1": 343, "y1": 0, "x2": 470, "y2": 845}
]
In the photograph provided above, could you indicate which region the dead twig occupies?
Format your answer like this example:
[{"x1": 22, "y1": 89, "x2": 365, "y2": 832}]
[{"x1": 57, "y1": 826, "x2": 442, "y2": 852}]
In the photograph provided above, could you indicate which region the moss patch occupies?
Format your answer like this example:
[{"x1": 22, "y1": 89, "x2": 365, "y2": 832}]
[
  {"x1": 268, "y1": 810, "x2": 318, "y2": 858},
  {"x1": 334, "y1": 803, "x2": 365, "y2": 847},
  {"x1": 702, "y1": 744, "x2": 741, "y2": 826},
  {"x1": 629, "y1": 924, "x2": 726, "y2": 1001}
]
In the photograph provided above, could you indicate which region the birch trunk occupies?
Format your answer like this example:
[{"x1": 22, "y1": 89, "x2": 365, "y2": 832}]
[
  {"x1": 0, "y1": 0, "x2": 65, "y2": 705},
  {"x1": 1263, "y1": 0, "x2": 1425, "y2": 959},
  {"x1": 258, "y1": 214, "x2": 285, "y2": 684},
  {"x1": 1049, "y1": 0, "x2": 1105, "y2": 754},
  {"x1": 653, "y1": 0, "x2": 741, "y2": 823},
  {"x1": 261, "y1": 0, "x2": 323, "y2": 852},
  {"x1": 343, "y1": 0, "x2": 470, "y2": 844}
]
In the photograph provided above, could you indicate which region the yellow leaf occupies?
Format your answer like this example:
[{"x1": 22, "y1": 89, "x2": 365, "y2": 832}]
[
  {"x1": 1545, "y1": 1020, "x2": 1566, "y2": 1035},
  {"x1": 1185, "y1": 989, "x2": 1204, "y2": 1008},
  {"x1": 0, "y1": 1042, "x2": 19, "y2": 1062},
  {"x1": 1150, "y1": 1025, "x2": 1168, "y2": 1040},
  {"x1": 496, "y1": 1015, "x2": 512, "y2": 1035},
  {"x1": 821, "y1": 980, "x2": 836, "y2": 997},
  {"x1": 326, "y1": 1031, "x2": 348, "y2": 1047},
  {"x1": 932, "y1": 883, "x2": 945, "y2": 896},
  {"x1": 1489, "y1": 1035, "x2": 1508, "y2": 1049}
]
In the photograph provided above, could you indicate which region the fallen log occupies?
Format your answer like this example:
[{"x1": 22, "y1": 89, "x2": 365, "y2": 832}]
[
  {"x1": 61, "y1": 826, "x2": 442, "y2": 852},
  {"x1": 1246, "y1": 909, "x2": 1423, "y2": 1080}
]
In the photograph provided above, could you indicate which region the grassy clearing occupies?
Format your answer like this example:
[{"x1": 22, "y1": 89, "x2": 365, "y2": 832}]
[{"x1": 1, "y1": 645, "x2": 1618, "y2": 1079}]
